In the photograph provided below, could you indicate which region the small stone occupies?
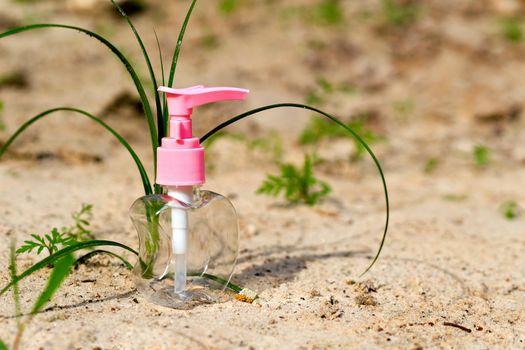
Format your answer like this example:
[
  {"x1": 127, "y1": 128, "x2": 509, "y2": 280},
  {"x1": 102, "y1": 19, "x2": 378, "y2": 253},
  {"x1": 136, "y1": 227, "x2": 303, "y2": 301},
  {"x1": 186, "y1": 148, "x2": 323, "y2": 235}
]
[
  {"x1": 310, "y1": 289, "x2": 321, "y2": 297},
  {"x1": 355, "y1": 294, "x2": 378, "y2": 306}
]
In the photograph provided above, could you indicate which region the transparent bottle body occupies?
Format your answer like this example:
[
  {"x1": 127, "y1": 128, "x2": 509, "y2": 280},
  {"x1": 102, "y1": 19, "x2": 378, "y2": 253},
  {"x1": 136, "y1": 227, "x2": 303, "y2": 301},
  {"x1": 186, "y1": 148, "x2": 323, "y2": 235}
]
[{"x1": 129, "y1": 188, "x2": 239, "y2": 309}]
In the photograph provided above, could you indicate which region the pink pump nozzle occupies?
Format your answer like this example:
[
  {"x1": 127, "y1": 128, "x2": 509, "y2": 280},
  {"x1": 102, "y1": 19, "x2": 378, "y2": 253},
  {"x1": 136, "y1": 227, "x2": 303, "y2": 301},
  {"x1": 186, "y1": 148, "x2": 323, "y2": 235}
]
[
  {"x1": 156, "y1": 85, "x2": 249, "y2": 187},
  {"x1": 159, "y1": 86, "x2": 249, "y2": 117}
]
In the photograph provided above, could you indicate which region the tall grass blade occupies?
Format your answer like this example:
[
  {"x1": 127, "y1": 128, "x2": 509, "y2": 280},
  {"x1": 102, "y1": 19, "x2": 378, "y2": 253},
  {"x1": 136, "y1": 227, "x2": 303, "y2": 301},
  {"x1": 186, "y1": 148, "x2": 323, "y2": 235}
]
[
  {"x1": 75, "y1": 249, "x2": 133, "y2": 270},
  {"x1": 0, "y1": 24, "x2": 158, "y2": 163},
  {"x1": 0, "y1": 240, "x2": 138, "y2": 298},
  {"x1": 11, "y1": 254, "x2": 75, "y2": 350},
  {"x1": 200, "y1": 273, "x2": 242, "y2": 293},
  {"x1": 168, "y1": 0, "x2": 198, "y2": 87},
  {"x1": 200, "y1": 103, "x2": 389, "y2": 276},
  {"x1": 8, "y1": 243, "x2": 22, "y2": 329},
  {"x1": 0, "y1": 107, "x2": 152, "y2": 195},
  {"x1": 30, "y1": 253, "x2": 74, "y2": 314},
  {"x1": 110, "y1": 0, "x2": 165, "y2": 143},
  {"x1": 154, "y1": 28, "x2": 169, "y2": 134}
]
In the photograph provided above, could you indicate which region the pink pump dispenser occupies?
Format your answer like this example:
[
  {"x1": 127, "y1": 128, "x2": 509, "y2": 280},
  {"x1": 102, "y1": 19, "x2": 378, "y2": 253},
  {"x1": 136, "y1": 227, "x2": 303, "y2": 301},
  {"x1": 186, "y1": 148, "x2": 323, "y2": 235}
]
[
  {"x1": 129, "y1": 85, "x2": 249, "y2": 307},
  {"x1": 156, "y1": 85, "x2": 249, "y2": 186}
]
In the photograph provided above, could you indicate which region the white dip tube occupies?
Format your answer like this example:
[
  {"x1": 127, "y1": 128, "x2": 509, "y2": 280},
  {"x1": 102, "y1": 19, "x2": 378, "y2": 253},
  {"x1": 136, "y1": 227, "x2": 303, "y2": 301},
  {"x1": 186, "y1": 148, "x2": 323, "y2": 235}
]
[{"x1": 167, "y1": 186, "x2": 193, "y2": 295}]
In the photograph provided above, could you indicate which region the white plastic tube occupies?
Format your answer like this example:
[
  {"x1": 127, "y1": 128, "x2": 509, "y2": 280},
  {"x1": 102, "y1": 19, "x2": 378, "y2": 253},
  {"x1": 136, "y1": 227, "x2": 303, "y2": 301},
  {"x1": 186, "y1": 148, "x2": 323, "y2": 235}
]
[{"x1": 167, "y1": 186, "x2": 193, "y2": 295}]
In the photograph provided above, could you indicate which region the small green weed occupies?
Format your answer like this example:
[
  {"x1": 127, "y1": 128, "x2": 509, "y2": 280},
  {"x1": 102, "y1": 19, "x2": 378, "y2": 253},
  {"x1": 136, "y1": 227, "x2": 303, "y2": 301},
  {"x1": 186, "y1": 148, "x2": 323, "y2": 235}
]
[
  {"x1": 300, "y1": 115, "x2": 382, "y2": 160},
  {"x1": 473, "y1": 145, "x2": 490, "y2": 167},
  {"x1": 424, "y1": 158, "x2": 438, "y2": 174},
  {"x1": 305, "y1": 78, "x2": 358, "y2": 107},
  {"x1": 305, "y1": 78, "x2": 332, "y2": 106},
  {"x1": 500, "y1": 200, "x2": 519, "y2": 220},
  {"x1": 16, "y1": 229, "x2": 76, "y2": 256},
  {"x1": 312, "y1": 0, "x2": 344, "y2": 25},
  {"x1": 281, "y1": 1, "x2": 344, "y2": 26},
  {"x1": 65, "y1": 203, "x2": 93, "y2": 241},
  {"x1": 201, "y1": 31, "x2": 219, "y2": 49},
  {"x1": 257, "y1": 154, "x2": 331, "y2": 206},
  {"x1": 218, "y1": 0, "x2": 240, "y2": 15},
  {"x1": 381, "y1": 0, "x2": 419, "y2": 27},
  {"x1": 500, "y1": 17, "x2": 523, "y2": 43},
  {"x1": 16, "y1": 204, "x2": 93, "y2": 256}
]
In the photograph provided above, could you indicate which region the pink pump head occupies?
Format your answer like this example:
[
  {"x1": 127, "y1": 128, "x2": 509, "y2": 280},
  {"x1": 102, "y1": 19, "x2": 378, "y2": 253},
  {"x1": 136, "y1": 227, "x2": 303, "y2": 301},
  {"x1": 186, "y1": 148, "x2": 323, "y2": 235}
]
[{"x1": 156, "y1": 85, "x2": 249, "y2": 187}]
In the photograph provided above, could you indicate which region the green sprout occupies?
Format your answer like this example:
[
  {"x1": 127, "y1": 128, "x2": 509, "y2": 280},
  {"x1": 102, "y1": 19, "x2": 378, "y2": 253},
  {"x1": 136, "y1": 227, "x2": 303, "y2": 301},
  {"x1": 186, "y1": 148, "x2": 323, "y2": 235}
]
[
  {"x1": 201, "y1": 30, "x2": 219, "y2": 49},
  {"x1": 300, "y1": 115, "x2": 383, "y2": 160},
  {"x1": 381, "y1": 0, "x2": 419, "y2": 27},
  {"x1": 424, "y1": 158, "x2": 438, "y2": 174},
  {"x1": 312, "y1": 0, "x2": 345, "y2": 25},
  {"x1": 65, "y1": 203, "x2": 93, "y2": 242},
  {"x1": 16, "y1": 229, "x2": 75, "y2": 257},
  {"x1": 281, "y1": 1, "x2": 344, "y2": 26},
  {"x1": 218, "y1": 0, "x2": 239, "y2": 15},
  {"x1": 305, "y1": 78, "x2": 332, "y2": 106},
  {"x1": 500, "y1": 16, "x2": 523, "y2": 44},
  {"x1": 304, "y1": 77, "x2": 358, "y2": 107},
  {"x1": 16, "y1": 204, "x2": 93, "y2": 256},
  {"x1": 257, "y1": 154, "x2": 331, "y2": 206},
  {"x1": 473, "y1": 145, "x2": 490, "y2": 167},
  {"x1": 500, "y1": 200, "x2": 519, "y2": 220}
]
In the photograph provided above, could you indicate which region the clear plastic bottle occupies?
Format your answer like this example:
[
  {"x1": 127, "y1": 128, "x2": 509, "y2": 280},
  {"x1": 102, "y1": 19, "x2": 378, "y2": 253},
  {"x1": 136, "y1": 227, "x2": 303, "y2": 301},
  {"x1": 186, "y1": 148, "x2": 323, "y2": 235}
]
[
  {"x1": 130, "y1": 188, "x2": 239, "y2": 309},
  {"x1": 130, "y1": 85, "x2": 249, "y2": 308}
]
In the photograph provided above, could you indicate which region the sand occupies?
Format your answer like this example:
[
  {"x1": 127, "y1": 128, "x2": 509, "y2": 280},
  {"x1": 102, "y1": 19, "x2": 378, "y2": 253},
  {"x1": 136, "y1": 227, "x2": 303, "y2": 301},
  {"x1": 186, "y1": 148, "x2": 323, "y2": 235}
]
[{"x1": 1, "y1": 0, "x2": 524, "y2": 349}]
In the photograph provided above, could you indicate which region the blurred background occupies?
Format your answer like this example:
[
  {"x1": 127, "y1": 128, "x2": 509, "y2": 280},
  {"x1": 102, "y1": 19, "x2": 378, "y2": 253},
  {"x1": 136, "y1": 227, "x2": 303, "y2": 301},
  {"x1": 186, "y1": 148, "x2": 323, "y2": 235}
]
[{"x1": 1, "y1": 0, "x2": 524, "y2": 169}]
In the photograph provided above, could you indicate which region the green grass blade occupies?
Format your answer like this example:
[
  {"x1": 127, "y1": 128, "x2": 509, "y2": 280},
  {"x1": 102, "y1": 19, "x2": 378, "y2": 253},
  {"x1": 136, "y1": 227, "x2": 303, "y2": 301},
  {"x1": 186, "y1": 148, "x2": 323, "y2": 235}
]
[
  {"x1": 0, "y1": 240, "x2": 138, "y2": 298},
  {"x1": 154, "y1": 28, "x2": 169, "y2": 135},
  {"x1": 200, "y1": 103, "x2": 389, "y2": 276},
  {"x1": 30, "y1": 253, "x2": 74, "y2": 314},
  {"x1": 0, "y1": 107, "x2": 152, "y2": 195},
  {"x1": 9, "y1": 243, "x2": 22, "y2": 329},
  {"x1": 0, "y1": 340, "x2": 9, "y2": 350},
  {"x1": 0, "y1": 23, "x2": 158, "y2": 166},
  {"x1": 200, "y1": 273, "x2": 242, "y2": 293},
  {"x1": 75, "y1": 249, "x2": 134, "y2": 270},
  {"x1": 3, "y1": 238, "x2": 249, "y2": 300},
  {"x1": 167, "y1": 0, "x2": 197, "y2": 87},
  {"x1": 110, "y1": 0, "x2": 165, "y2": 142}
]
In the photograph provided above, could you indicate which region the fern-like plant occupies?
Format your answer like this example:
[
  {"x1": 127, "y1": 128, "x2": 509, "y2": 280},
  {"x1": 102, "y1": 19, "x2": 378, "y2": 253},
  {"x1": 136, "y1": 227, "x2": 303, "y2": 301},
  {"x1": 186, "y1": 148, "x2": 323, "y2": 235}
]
[
  {"x1": 257, "y1": 154, "x2": 331, "y2": 205},
  {"x1": 16, "y1": 203, "x2": 93, "y2": 256}
]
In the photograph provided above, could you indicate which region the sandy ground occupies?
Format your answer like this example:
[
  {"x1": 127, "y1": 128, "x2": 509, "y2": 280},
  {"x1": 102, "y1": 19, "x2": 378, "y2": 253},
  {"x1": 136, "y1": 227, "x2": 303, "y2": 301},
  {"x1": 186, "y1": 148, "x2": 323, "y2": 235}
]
[{"x1": 1, "y1": 0, "x2": 525, "y2": 349}]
